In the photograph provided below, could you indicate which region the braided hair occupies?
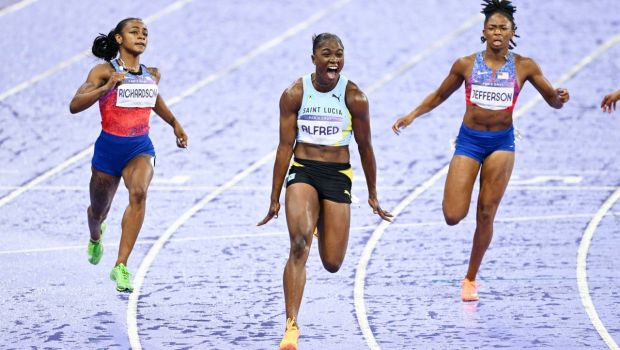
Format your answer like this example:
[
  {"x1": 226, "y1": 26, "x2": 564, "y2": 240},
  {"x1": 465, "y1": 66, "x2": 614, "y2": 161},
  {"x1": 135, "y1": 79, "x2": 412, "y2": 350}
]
[
  {"x1": 312, "y1": 33, "x2": 344, "y2": 53},
  {"x1": 91, "y1": 17, "x2": 142, "y2": 61},
  {"x1": 480, "y1": 0, "x2": 519, "y2": 49}
]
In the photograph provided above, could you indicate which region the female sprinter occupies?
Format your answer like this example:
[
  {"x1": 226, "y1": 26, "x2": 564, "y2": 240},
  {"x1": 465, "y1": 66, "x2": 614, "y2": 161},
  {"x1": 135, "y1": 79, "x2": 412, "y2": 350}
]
[
  {"x1": 69, "y1": 18, "x2": 188, "y2": 292},
  {"x1": 257, "y1": 33, "x2": 392, "y2": 350},
  {"x1": 392, "y1": 0, "x2": 569, "y2": 302}
]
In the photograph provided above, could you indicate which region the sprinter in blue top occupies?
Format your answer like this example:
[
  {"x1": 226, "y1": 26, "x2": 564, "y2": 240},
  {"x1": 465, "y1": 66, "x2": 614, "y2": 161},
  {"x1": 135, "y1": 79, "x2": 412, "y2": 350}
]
[
  {"x1": 392, "y1": 0, "x2": 569, "y2": 302},
  {"x1": 258, "y1": 33, "x2": 392, "y2": 350}
]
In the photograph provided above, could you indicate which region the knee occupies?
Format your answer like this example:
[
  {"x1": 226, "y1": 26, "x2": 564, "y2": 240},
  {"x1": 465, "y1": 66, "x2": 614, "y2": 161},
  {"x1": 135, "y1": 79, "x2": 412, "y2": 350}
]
[
  {"x1": 444, "y1": 214, "x2": 462, "y2": 226},
  {"x1": 87, "y1": 206, "x2": 106, "y2": 221},
  {"x1": 443, "y1": 205, "x2": 465, "y2": 226},
  {"x1": 477, "y1": 203, "x2": 497, "y2": 224},
  {"x1": 442, "y1": 200, "x2": 467, "y2": 226},
  {"x1": 129, "y1": 187, "x2": 148, "y2": 204},
  {"x1": 322, "y1": 260, "x2": 342, "y2": 273},
  {"x1": 291, "y1": 235, "x2": 309, "y2": 260}
]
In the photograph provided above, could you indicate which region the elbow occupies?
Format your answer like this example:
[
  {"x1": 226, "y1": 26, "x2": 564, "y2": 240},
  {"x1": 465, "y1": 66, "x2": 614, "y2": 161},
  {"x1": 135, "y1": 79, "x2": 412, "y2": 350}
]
[
  {"x1": 69, "y1": 101, "x2": 81, "y2": 114},
  {"x1": 277, "y1": 141, "x2": 295, "y2": 153},
  {"x1": 357, "y1": 142, "x2": 372, "y2": 155}
]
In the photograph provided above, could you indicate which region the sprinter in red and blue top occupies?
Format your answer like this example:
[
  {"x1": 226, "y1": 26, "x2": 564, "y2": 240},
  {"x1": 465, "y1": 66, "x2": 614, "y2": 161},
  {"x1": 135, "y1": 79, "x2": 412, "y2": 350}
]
[
  {"x1": 393, "y1": 0, "x2": 569, "y2": 302},
  {"x1": 70, "y1": 17, "x2": 188, "y2": 293}
]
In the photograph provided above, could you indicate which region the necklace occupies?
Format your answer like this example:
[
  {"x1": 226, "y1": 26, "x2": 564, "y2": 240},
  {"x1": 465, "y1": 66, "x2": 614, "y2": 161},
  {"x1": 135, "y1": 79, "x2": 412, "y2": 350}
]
[{"x1": 118, "y1": 57, "x2": 139, "y2": 72}]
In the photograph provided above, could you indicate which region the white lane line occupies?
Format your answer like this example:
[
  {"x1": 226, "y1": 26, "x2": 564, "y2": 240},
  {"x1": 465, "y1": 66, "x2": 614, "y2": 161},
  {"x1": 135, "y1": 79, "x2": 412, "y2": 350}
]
[
  {"x1": 354, "y1": 31, "x2": 620, "y2": 350},
  {"x1": 0, "y1": 0, "x2": 352, "y2": 211},
  {"x1": 126, "y1": 150, "x2": 275, "y2": 349},
  {"x1": 365, "y1": 14, "x2": 483, "y2": 93},
  {"x1": 577, "y1": 187, "x2": 620, "y2": 350},
  {"x1": 163, "y1": 0, "x2": 353, "y2": 106},
  {"x1": 0, "y1": 0, "x2": 194, "y2": 102},
  {"x1": 0, "y1": 184, "x2": 616, "y2": 192},
  {"x1": 1, "y1": 211, "x2": 610, "y2": 256},
  {"x1": 0, "y1": 0, "x2": 36, "y2": 17},
  {"x1": 355, "y1": 168, "x2": 448, "y2": 350},
  {"x1": 0, "y1": 146, "x2": 94, "y2": 208}
]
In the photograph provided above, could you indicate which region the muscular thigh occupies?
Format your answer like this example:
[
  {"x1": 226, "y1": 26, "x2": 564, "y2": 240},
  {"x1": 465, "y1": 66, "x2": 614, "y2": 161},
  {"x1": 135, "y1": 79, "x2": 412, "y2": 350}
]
[
  {"x1": 317, "y1": 199, "x2": 350, "y2": 258},
  {"x1": 285, "y1": 183, "x2": 320, "y2": 239},
  {"x1": 89, "y1": 168, "x2": 121, "y2": 210},
  {"x1": 443, "y1": 155, "x2": 481, "y2": 214},
  {"x1": 478, "y1": 151, "x2": 515, "y2": 206},
  {"x1": 122, "y1": 155, "x2": 154, "y2": 190}
]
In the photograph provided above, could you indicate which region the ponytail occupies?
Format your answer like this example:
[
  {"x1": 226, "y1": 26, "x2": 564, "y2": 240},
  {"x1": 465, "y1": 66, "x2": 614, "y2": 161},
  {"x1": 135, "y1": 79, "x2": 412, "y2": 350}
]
[
  {"x1": 91, "y1": 17, "x2": 142, "y2": 61},
  {"x1": 91, "y1": 30, "x2": 119, "y2": 61}
]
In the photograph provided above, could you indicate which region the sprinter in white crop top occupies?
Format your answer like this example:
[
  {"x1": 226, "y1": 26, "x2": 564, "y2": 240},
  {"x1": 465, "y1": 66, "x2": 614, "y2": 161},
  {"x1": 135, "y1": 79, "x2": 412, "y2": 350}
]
[{"x1": 257, "y1": 33, "x2": 392, "y2": 350}]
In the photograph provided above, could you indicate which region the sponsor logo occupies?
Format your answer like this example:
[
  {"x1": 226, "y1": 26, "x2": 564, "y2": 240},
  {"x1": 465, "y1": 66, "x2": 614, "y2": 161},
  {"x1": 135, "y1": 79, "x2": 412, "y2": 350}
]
[{"x1": 332, "y1": 93, "x2": 341, "y2": 102}]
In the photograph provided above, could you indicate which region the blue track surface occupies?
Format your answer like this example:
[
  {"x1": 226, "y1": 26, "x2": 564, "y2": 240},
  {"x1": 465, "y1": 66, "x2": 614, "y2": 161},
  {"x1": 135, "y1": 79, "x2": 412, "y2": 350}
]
[{"x1": 1, "y1": 1, "x2": 619, "y2": 349}]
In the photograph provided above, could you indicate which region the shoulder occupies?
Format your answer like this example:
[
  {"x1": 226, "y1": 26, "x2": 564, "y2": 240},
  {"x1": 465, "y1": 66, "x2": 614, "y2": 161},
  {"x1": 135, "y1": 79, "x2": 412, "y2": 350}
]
[
  {"x1": 90, "y1": 62, "x2": 115, "y2": 76},
  {"x1": 345, "y1": 79, "x2": 367, "y2": 104},
  {"x1": 146, "y1": 66, "x2": 161, "y2": 82},
  {"x1": 345, "y1": 80, "x2": 369, "y2": 116},
  {"x1": 452, "y1": 54, "x2": 475, "y2": 72},
  {"x1": 513, "y1": 53, "x2": 541, "y2": 73},
  {"x1": 85, "y1": 62, "x2": 115, "y2": 84},
  {"x1": 280, "y1": 77, "x2": 303, "y2": 110},
  {"x1": 282, "y1": 77, "x2": 303, "y2": 99}
]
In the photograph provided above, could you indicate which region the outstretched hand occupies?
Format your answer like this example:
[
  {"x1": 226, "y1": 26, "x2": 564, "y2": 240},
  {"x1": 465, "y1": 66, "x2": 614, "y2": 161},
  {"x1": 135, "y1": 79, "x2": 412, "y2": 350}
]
[
  {"x1": 392, "y1": 116, "x2": 413, "y2": 135},
  {"x1": 368, "y1": 198, "x2": 393, "y2": 222},
  {"x1": 257, "y1": 201, "x2": 280, "y2": 226},
  {"x1": 601, "y1": 90, "x2": 620, "y2": 113}
]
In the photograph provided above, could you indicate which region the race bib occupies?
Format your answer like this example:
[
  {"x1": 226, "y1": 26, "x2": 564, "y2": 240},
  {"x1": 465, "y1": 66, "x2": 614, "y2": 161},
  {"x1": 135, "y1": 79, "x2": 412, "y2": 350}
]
[
  {"x1": 297, "y1": 114, "x2": 342, "y2": 145},
  {"x1": 116, "y1": 83, "x2": 158, "y2": 108},
  {"x1": 470, "y1": 84, "x2": 514, "y2": 110}
]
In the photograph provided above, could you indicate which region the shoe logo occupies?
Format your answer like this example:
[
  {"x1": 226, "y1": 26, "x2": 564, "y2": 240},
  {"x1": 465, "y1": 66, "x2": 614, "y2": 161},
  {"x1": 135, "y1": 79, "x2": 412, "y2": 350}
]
[
  {"x1": 332, "y1": 93, "x2": 341, "y2": 102},
  {"x1": 343, "y1": 189, "x2": 351, "y2": 197}
]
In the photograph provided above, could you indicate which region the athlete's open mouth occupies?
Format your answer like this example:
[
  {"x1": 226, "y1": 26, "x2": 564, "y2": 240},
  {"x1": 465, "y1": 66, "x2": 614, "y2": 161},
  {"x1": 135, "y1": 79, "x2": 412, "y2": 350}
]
[{"x1": 327, "y1": 66, "x2": 338, "y2": 79}]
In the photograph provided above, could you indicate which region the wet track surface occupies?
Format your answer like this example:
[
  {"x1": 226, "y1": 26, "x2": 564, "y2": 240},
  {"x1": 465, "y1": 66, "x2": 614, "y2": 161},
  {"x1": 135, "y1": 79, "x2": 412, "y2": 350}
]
[{"x1": 1, "y1": 1, "x2": 619, "y2": 349}]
